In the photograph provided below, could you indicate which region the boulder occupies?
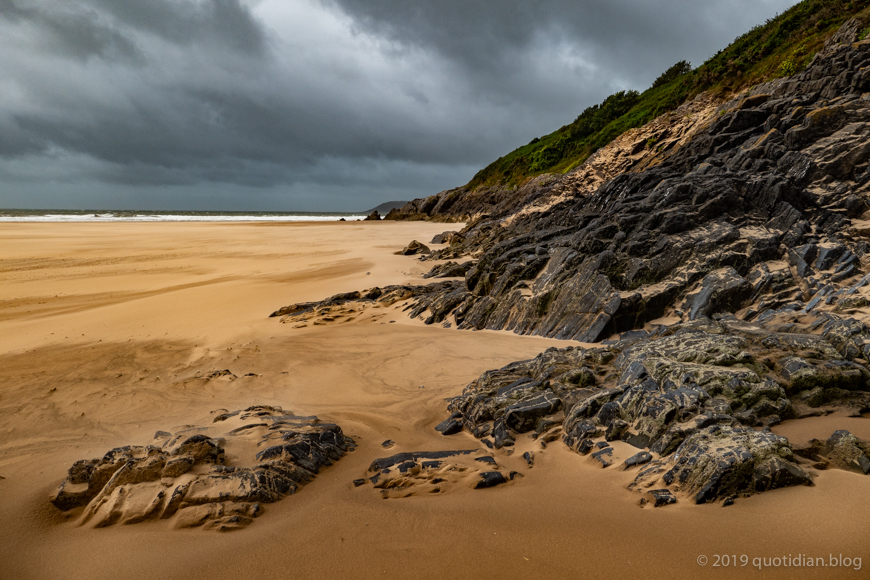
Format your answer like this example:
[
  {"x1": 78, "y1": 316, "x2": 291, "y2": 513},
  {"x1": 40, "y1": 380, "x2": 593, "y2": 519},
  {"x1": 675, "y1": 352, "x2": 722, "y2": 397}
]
[
  {"x1": 649, "y1": 425, "x2": 811, "y2": 504},
  {"x1": 399, "y1": 240, "x2": 431, "y2": 255},
  {"x1": 795, "y1": 430, "x2": 870, "y2": 474},
  {"x1": 623, "y1": 451, "x2": 653, "y2": 470}
]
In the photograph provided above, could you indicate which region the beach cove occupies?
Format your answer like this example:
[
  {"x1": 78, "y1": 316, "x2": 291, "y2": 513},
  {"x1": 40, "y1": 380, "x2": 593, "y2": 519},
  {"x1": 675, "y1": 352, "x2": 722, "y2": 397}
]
[{"x1": 0, "y1": 221, "x2": 867, "y2": 579}]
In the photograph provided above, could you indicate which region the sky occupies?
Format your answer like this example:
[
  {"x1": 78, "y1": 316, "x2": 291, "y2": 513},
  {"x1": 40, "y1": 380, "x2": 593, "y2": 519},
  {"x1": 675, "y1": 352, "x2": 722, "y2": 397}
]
[{"x1": 0, "y1": 0, "x2": 800, "y2": 212}]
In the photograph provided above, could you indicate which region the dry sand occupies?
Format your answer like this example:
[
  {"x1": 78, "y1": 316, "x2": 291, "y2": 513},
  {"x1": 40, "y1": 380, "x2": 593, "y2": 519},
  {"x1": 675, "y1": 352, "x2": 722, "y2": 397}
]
[{"x1": 0, "y1": 221, "x2": 868, "y2": 580}]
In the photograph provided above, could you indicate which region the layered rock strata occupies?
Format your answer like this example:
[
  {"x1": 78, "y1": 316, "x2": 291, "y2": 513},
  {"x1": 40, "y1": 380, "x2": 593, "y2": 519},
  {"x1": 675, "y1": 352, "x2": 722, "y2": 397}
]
[
  {"x1": 50, "y1": 406, "x2": 354, "y2": 531},
  {"x1": 356, "y1": 450, "x2": 521, "y2": 498},
  {"x1": 434, "y1": 314, "x2": 870, "y2": 503},
  {"x1": 382, "y1": 22, "x2": 870, "y2": 342}
]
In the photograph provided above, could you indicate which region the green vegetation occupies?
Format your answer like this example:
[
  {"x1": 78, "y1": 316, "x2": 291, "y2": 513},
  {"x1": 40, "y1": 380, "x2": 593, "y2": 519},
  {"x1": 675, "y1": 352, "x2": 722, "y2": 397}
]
[
  {"x1": 468, "y1": 0, "x2": 870, "y2": 189},
  {"x1": 652, "y1": 60, "x2": 693, "y2": 89}
]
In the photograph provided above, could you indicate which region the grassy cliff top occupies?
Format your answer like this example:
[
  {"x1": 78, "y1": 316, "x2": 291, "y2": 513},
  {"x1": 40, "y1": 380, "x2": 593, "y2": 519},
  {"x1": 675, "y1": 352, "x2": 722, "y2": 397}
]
[{"x1": 468, "y1": 0, "x2": 870, "y2": 189}]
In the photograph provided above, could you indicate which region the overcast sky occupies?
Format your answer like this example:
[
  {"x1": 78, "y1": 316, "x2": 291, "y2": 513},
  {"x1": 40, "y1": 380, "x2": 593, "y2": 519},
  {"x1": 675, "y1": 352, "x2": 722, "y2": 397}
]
[{"x1": 0, "y1": 0, "x2": 799, "y2": 212}]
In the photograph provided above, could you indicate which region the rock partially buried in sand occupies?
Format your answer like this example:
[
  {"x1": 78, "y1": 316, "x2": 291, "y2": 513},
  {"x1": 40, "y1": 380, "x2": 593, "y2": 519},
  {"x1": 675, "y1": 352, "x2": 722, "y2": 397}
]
[
  {"x1": 622, "y1": 451, "x2": 653, "y2": 470},
  {"x1": 642, "y1": 489, "x2": 677, "y2": 507},
  {"x1": 793, "y1": 429, "x2": 870, "y2": 474},
  {"x1": 429, "y1": 315, "x2": 870, "y2": 505},
  {"x1": 632, "y1": 425, "x2": 813, "y2": 504},
  {"x1": 50, "y1": 405, "x2": 354, "y2": 531},
  {"x1": 270, "y1": 281, "x2": 466, "y2": 328},
  {"x1": 398, "y1": 240, "x2": 430, "y2": 256},
  {"x1": 360, "y1": 450, "x2": 518, "y2": 498}
]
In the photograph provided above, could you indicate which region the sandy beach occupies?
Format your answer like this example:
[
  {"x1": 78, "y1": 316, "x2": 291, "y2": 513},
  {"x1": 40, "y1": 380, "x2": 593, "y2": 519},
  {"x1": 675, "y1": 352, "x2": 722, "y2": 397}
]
[{"x1": 1, "y1": 221, "x2": 868, "y2": 580}]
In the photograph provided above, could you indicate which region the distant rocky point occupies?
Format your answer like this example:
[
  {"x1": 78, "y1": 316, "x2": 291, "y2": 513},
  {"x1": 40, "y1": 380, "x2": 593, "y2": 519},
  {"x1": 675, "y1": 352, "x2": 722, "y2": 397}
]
[{"x1": 362, "y1": 200, "x2": 410, "y2": 215}]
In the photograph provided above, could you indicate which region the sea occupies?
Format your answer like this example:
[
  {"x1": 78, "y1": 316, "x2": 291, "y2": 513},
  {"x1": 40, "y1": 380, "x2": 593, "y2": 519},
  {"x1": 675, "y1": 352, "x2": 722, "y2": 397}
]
[{"x1": 0, "y1": 209, "x2": 367, "y2": 222}]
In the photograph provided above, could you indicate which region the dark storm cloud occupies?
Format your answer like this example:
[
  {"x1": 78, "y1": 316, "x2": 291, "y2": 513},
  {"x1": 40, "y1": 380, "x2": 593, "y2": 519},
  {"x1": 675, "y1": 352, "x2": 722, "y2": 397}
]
[
  {"x1": 0, "y1": 0, "x2": 265, "y2": 59},
  {"x1": 87, "y1": 0, "x2": 267, "y2": 54},
  {"x1": 325, "y1": 0, "x2": 795, "y2": 102},
  {"x1": 0, "y1": 0, "x2": 798, "y2": 210},
  {"x1": 0, "y1": 0, "x2": 142, "y2": 61}
]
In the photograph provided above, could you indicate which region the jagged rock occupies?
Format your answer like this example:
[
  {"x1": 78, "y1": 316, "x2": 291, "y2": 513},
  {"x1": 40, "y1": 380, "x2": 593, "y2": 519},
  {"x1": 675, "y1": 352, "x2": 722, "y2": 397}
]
[
  {"x1": 50, "y1": 406, "x2": 354, "y2": 530},
  {"x1": 684, "y1": 268, "x2": 753, "y2": 320},
  {"x1": 427, "y1": 310, "x2": 870, "y2": 502},
  {"x1": 590, "y1": 446, "x2": 613, "y2": 468},
  {"x1": 364, "y1": 210, "x2": 381, "y2": 221},
  {"x1": 635, "y1": 425, "x2": 811, "y2": 504},
  {"x1": 269, "y1": 302, "x2": 318, "y2": 317},
  {"x1": 822, "y1": 318, "x2": 870, "y2": 360},
  {"x1": 431, "y1": 231, "x2": 463, "y2": 244},
  {"x1": 270, "y1": 280, "x2": 466, "y2": 328},
  {"x1": 503, "y1": 390, "x2": 561, "y2": 432},
  {"x1": 643, "y1": 488, "x2": 677, "y2": 507},
  {"x1": 435, "y1": 414, "x2": 464, "y2": 435},
  {"x1": 475, "y1": 471, "x2": 508, "y2": 488},
  {"x1": 374, "y1": 23, "x2": 870, "y2": 342},
  {"x1": 794, "y1": 430, "x2": 870, "y2": 474},
  {"x1": 623, "y1": 451, "x2": 653, "y2": 469},
  {"x1": 368, "y1": 450, "x2": 476, "y2": 472},
  {"x1": 778, "y1": 356, "x2": 867, "y2": 393},
  {"x1": 434, "y1": 314, "x2": 870, "y2": 499},
  {"x1": 423, "y1": 261, "x2": 474, "y2": 279},
  {"x1": 399, "y1": 240, "x2": 430, "y2": 255},
  {"x1": 818, "y1": 430, "x2": 870, "y2": 474},
  {"x1": 360, "y1": 450, "x2": 515, "y2": 497},
  {"x1": 435, "y1": 346, "x2": 615, "y2": 447},
  {"x1": 576, "y1": 439, "x2": 595, "y2": 455}
]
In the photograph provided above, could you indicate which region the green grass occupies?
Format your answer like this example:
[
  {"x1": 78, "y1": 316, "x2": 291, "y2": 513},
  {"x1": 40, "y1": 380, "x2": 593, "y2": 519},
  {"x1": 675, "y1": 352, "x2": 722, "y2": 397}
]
[{"x1": 467, "y1": 0, "x2": 870, "y2": 189}]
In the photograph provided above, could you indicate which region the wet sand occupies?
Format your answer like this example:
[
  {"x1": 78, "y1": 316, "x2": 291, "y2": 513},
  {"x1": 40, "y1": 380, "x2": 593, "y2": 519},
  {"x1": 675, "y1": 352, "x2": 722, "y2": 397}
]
[{"x1": 0, "y1": 221, "x2": 868, "y2": 579}]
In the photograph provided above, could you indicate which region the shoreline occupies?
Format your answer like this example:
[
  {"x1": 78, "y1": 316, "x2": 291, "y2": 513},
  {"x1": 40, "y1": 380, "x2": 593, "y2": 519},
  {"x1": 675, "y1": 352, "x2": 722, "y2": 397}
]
[{"x1": 1, "y1": 221, "x2": 868, "y2": 579}]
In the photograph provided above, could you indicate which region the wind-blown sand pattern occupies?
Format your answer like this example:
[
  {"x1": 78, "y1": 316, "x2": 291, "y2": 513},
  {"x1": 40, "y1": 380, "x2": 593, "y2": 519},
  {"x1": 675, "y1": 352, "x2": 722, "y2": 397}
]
[{"x1": 1, "y1": 221, "x2": 869, "y2": 579}]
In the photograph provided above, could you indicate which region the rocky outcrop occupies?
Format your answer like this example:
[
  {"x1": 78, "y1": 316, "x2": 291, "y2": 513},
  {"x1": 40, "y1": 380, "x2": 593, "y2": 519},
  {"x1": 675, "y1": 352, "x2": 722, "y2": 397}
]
[
  {"x1": 631, "y1": 426, "x2": 812, "y2": 504},
  {"x1": 433, "y1": 313, "x2": 870, "y2": 502},
  {"x1": 398, "y1": 240, "x2": 430, "y2": 255},
  {"x1": 384, "y1": 24, "x2": 870, "y2": 342},
  {"x1": 793, "y1": 429, "x2": 870, "y2": 473},
  {"x1": 50, "y1": 406, "x2": 354, "y2": 531},
  {"x1": 423, "y1": 261, "x2": 474, "y2": 279},
  {"x1": 270, "y1": 281, "x2": 466, "y2": 328},
  {"x1": 269, "y1": 20, "x2": 870, "y2": 509},
  {"x1": 385, "y1": 90, "x2": 724, "y2": 223},
  {"x1": 357, "y1": 449, "x2": 521, "y2": 498}
]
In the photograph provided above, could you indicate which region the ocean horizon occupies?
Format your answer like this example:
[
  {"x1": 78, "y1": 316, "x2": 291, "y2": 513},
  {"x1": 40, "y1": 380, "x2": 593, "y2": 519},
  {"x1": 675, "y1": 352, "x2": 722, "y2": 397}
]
[{"x1": 0, "y1": 209, "x2": 368, "y2": 222}]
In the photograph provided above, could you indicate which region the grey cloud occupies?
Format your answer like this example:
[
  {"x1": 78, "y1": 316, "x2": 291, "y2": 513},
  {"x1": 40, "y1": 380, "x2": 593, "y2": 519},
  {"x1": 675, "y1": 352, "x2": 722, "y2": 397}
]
[
  {"x1": 0, "y1": 0, "x2": 799, "y2": 210},
  {"x1": 87, "y1": 0, "x2": 267, "y2": 55},
  {"x1": 325, "y1": 0, "x2": 796, "y2": 94},
  {"x1": 0, "y1": 0, "x2": 142, "y2": 62},
  {"x1": 0, "y1": 0, "x2": 265, "y2": 61}
]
